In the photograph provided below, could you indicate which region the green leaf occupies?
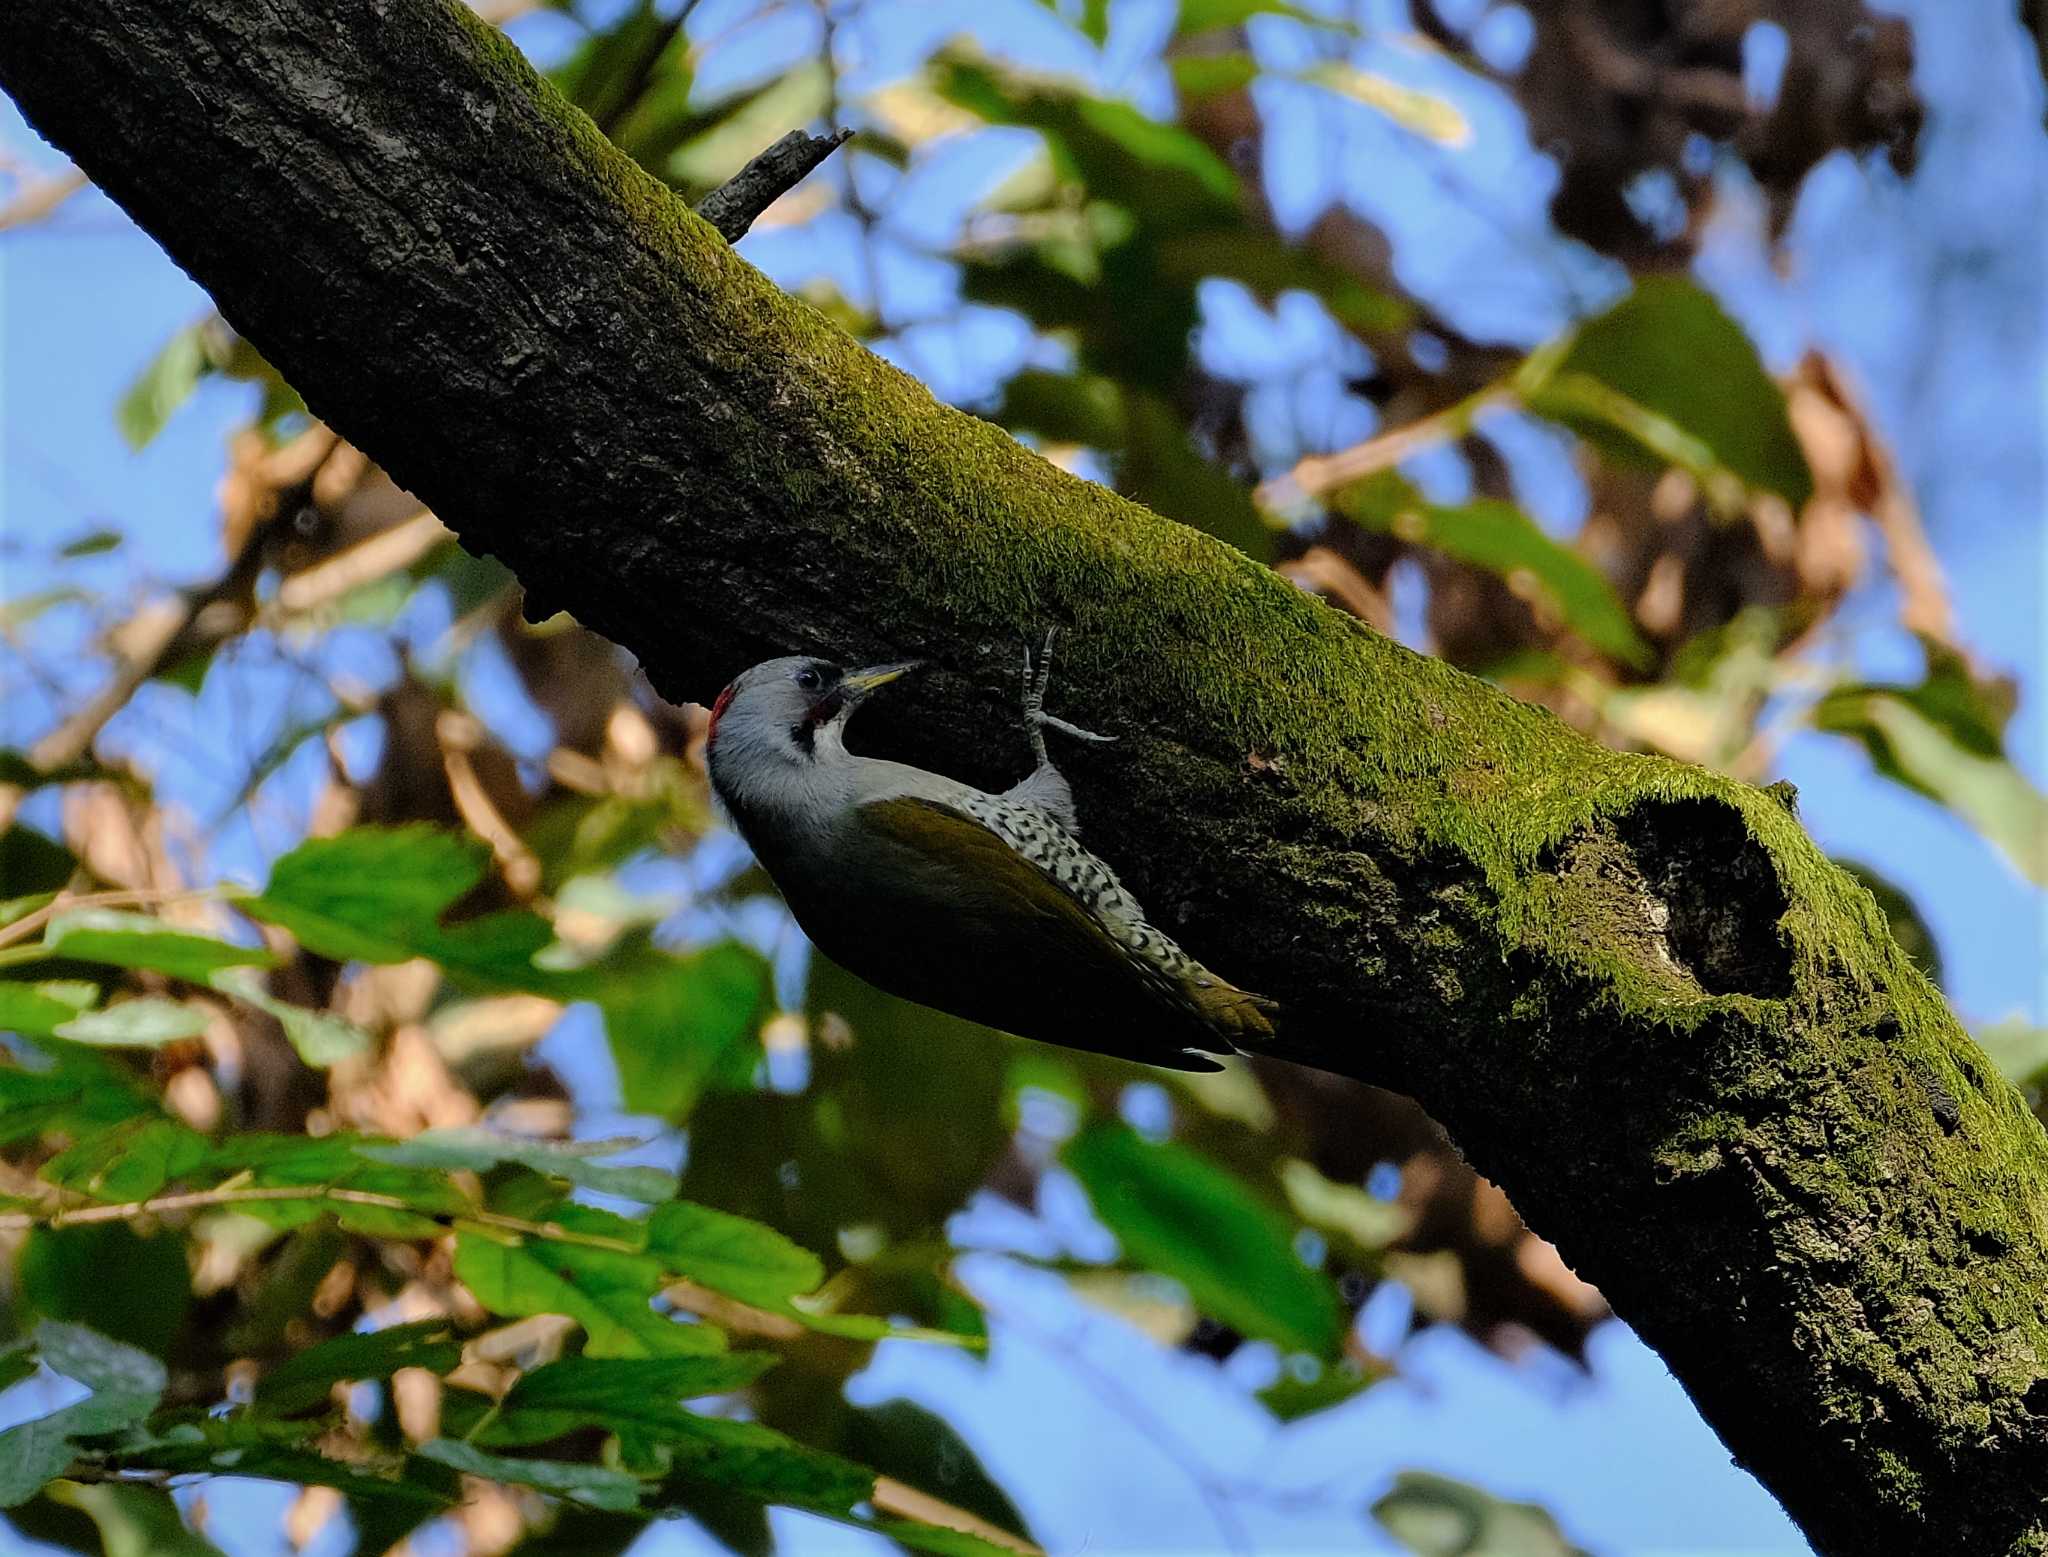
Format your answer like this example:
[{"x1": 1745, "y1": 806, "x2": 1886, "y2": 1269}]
[
  {"x1": 243, "y1": 825, "x2": 554, "y2": 983},
  {"x1": 0, "y1": 979, "x2": 98, "y2": 1039},
  {"x1": 43, "y1": 908, "x2": 275, "y2": 982},
  {"x1": 253, "y1": 1320, "x2": 464, "y2": 1415},
  {"x1": 57, "y1": 529, "x2": 122, "y2": 559},
  {"x1": 0, "y1": 1060, "x2": 157, "y2": 1146},
  {"x1": 482, "y1": 1353, "x2": 778, "y2": 1448},
  {"x1": 0, "y1": 826, "x2": 80, "y2": 897},
  {"x1": 1813, "y1": 653, "x2": 2048, "y2": 884},
  {"x1": 666, "y1": 63, "x2": 833, "y2": 188},
  {"x1": 1977, "y1": 1019, "x2": 2048, "y2": 1092},
  {"x1": 1372, "y1": 1471, "x2": 1587, "y2": 1557},
  {"x1": 55, "y1": 998, "x2": 208, "y2": 1047},
  {"x1": 997, "y1": 369, "x2": 1128, "y2": 449},
  {"x1": 418, "y1": 1439, "x2": 645, "y2": 1511},
  {"x1": 40, "y1": 1117, "x2": 208, "y2": 1202},
  {"x1": 207, "y1": 967, "x2": 369, "y2": 1067},
  {"x1": 1175, "y1": 0, "x2": 1334, "y2": 33},
  {"x1": 42, "y1": 1482, "x2": 227, "y2": 1557},
  {"x1": 1837, "y1": 861, "x2": 1943, "y2": 987},
  {"x1": 1518, "y1": 278, "x2": 1813, "y2": 508},
  {"x1": 1297, "y1": 62, "x2": 1469, "y2": 144},
  {"x1": 1257, "y1": 1358, "x2": 1380, "y2": 1421},
  {"x1": 0, "y1": 1322, "x2": 166, "y2": 1507},
  {"x1": 1156, "y1": 231, "x2": 1410, "y2": 332},
  {"x1": 844, "y1": 1400, "x2": 1033, "y2": 1545},
  {"x1": 1278, "y1": 1159, "x2": 1410, "y2": 1260},
  {"x1": 242, "y1": 824, "x2": 484, "y2": 962},
  {"x1": 1061, "y1": 1124, "x2": 1344, "y2": 1356},
  {"x1": 646, "y1": 1199, "x2": 825, "y2": 1309},
  {"x1": 358, "y1": 1128, "x2": 678, "y2": 1204},
  {"x1": 0, "y1": 588, "x2": 89, "y2": 634},
  {"x1": 594, "y1": 941, "x2": 769, "y2": 1121},
  {"x1": 117, "y1": 322, "x2": 212, "y2": 451},
  {"x1": 17, "y1": 1223, "x2": 191, "y2": 1358},
  {"x1": 653, "y1": 1414, "x2": 873, "y2": 1513},
  {"x1": 1169, "y1": 53, "x2": 1260, "y2": 98},
  {"x1": 452, "y1": 1218, "x2": 728, "y2": 1360},
  {"x1": 862, "y1": 1519, "x2": 1033, "y2": 1557},
  {"x1": 1338, "y1": 473, "x2": 1650, "y2": 668},
  {"x1": 935, "y1": 56, "x2": 1239, "y2": 231}
]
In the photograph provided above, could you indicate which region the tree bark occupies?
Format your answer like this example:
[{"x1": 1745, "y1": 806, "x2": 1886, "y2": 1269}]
[{"x1": 3, "y1": 3, "x2": 2044, "y2": 1550}]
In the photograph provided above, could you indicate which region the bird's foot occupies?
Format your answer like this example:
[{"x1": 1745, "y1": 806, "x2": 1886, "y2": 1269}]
[{"x1": 1021, "y1": 629, "x2": 1117, "y2": 758}]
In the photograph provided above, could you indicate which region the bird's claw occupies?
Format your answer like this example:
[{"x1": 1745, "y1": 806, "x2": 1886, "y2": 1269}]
[{"x1": 1021, "y1": 629, "x2": 1117, "y2": 746}]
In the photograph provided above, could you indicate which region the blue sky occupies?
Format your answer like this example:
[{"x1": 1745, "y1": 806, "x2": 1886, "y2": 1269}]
[{"x1": 2, "y1": 2, "x2": 2043, "y2": 1553}]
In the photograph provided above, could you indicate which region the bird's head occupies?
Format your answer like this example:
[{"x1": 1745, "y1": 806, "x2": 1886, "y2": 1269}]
[{"x1": 705, "y1": 654, "x2": 922, "y2": 781}]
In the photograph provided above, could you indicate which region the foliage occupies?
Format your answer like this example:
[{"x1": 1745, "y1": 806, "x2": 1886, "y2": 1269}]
[{"x1": 0, "y1": 0, "x2": 2029, "y2": 1551}]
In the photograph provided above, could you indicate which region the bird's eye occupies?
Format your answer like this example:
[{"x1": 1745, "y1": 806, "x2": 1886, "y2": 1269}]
[{"x1": 793, "y1": 667, "x2": 823, "y2": 692}]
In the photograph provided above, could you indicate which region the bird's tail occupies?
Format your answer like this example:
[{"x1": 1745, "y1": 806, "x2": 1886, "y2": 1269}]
[{"x1": 1188, "y1": 972, "x2": 1283, "y2": 1051}]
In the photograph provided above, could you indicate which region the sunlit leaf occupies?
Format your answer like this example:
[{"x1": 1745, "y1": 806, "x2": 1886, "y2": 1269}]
[
  {"x1": 244, "y1": 824, "x2": 554, "y2": 984},
  {"x1": 1298, "y1": 62, "x2": 1470, "y2": 145},
  {"x1": 1978, "y1": 1019, "x2": 2048, "y2": 1092},
  {"x1": 359, "y1": 1128, "x2": 679, "y2": 1204},
  {"x1": 55, "y1": 998, "x2": 208, "y2": 1047},
  {"x1": 452, "y1": 1217, "x2": 728, "y2": 1360},
  {"x1": 647, "y1": 1199, "x2": 824, "y2": 1308},
  {"x1": 1169, "y1": 53, "x2": 1260, "y2": 98},
  {"x1": 1258, "y1": 1358, "x2": 1381, "y2": 1421},
  {"x1": 1062, "y1": 1124, "x2": 1345, "y2": 1356},
  {"x1": 0, "y1": 980, "x2": 98, "y2": 1039},
  {"x1": 116, "y1": 322, "x2": 211, "y2": 451},
  {"x1": 0, "y1": 587, "x2": 89, "y2": 634},
  {"x1": 1373, "y1": 1470, "x2": 1587, "y2": 1557},
  {"x1": 208, "y1": 967, "x2": 370, "y2": 1067},
  {"x1": 44, "y1": 908, "x2": 275, "y2": 982},
  {"x1": 1278, "y1": 1159, "x2": 1410, "y2": 1259},
  {"x1": 1814, "y1": 652, "x2": 2048, "y2": 884},
  {"x1": 1175, "y1": 0, "x2": 1338, "y2": 35},
  {"x1": 419, "y1": 1439, "x2": 645, "y2": 1512},
  {"x1": 1338, "y1": 473, "x2": 1650, "y2": 667},
  {"x1": 1517, "y1": 278, "x2": 1813, "y2": 508},
  {"x1": 0, "y1": 1321, "x2": 166, "y2": 1507},
  {"x1": 936, "y1": 56, "x2": 1239, "y2": 229},
  {"x1": 42, "y1": 1481, "x2": 227, "y2": 1557},
  {"x1": 40, "y1": 1117, "x2": 208, "y2": 1203}
]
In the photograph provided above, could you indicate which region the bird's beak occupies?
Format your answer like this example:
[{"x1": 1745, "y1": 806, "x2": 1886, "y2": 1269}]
[{"x1": 840, "y1": 660, "x2": 923, "y2": 701}]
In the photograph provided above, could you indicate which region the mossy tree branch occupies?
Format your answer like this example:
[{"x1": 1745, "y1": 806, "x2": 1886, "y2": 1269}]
[{"x1": 1, "y1": 3, "x2": 2044, "y2": 1550}]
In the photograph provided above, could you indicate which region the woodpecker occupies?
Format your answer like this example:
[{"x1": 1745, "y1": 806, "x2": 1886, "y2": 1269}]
[{"x1": 704, "y1": 635, "x2": 1276, "y2": 1071}]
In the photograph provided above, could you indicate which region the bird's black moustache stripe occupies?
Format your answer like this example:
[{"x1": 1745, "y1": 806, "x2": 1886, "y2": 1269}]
[{"x1": 790, "y1": 684, "x2": 845, "y2": 757}]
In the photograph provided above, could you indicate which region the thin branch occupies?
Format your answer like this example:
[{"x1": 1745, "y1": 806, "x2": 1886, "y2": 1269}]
[
  {"x1": 1257, "y1": 384, "x2": 1509, "y2": 515},
  {"x1": 695, "y1": 128, "x2": 852, "y2": 243},
  {"x1": 0, "y1": 163, "x2": 87, "y2": 229},
  {"x1": 0, "y1": 885, "x2": 218, "y2": 954},
  {"x1": 872, "y1": 1477, "x2": 1042, "y2": 1556},
  {"x1": 0, "y1": 1183, "x2": 643, "y2": 1250}
]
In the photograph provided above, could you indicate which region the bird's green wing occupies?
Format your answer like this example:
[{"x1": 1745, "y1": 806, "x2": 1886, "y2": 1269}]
[{"x1": 856, "y1": 794, "x2": 1252, "y2": 1067}]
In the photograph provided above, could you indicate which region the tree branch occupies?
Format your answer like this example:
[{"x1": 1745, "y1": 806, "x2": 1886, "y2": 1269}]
[
  {"x1": 695, "y1": 128, "x2": 852, "y2": 242},
  {"x1": 2, "y1": 3, "x2": 2045, "y2": 1550}
]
